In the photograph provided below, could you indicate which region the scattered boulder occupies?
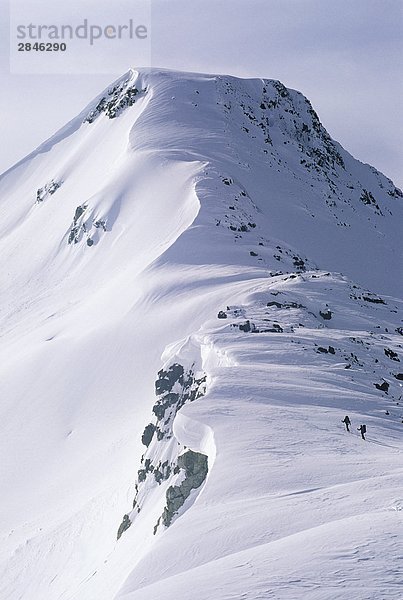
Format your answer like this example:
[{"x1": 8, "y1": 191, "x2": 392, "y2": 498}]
[
  {"x1": 384, "y1": 348, "x2": 399, "y2": 362},
  {"x1": 362, "y1": 295, "x2": 385, "y2": 305},
  {"x1": 293, "y1": 256, "x2": 305, "y2": 270},
  {"x1": 319, "y1": 309, "x2": 332, "y2": 320},
  {"x1": 317, "y1": 346, "x2": 335, "y2": 354},
  {"x1": 374, "y1": 381, "x2": 389, "y2": 393},
  {"x1": 267, "y1": 301, "x2": 283, "y2": 308},
  {"x1": 217, "y1": 311, "x2": 227, "y2": 319},
  {"x1": 239, "y1": 320, "x2": 253, "y2": 332}
]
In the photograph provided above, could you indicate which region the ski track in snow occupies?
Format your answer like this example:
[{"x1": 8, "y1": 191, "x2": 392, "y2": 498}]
[{"x1": 0, "y1": 68, "x2": 402, "y2": 600}]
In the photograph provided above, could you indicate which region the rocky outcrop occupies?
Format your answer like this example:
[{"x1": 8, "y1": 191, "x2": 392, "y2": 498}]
[
  {"x1": 68, "y1": 205, "x2": 88, "y2": 244},
  {"x1": 384, "y1": 348, "x2": 399, "y2": 361},
  {"x1": 360, "y1": 189, "x2": 382, "y2": 214},
  {"x1": 67, "y1": 205, "x2": 108, "y2": 246},
  {"x1": 317, "y1": 346, "x2": 336, "y2": 354},
  {"x1": 160, "y1": 450, "x2": 208, "y2": 528},
  {"x1": 374, "y1": 381, "x2": 389, "y2": 393},
  {"x1": 117, "y1": 514, "x2": 131, "y2": 540},
  {"x1": 150, "y1": 364, "x2": 206, "y2": 439},
  {"x1": 141, "y1": 423, "x2": 156, "y2": 447},
  {"x1": 36, "y1": 179, "x2": 61, "y2": 203},
  {"x1": 117, "y1": 360, "x2": 208, "y2": 540},
  {"x1": 84, "y1": 80, "x2": 147, "y2": 123}
]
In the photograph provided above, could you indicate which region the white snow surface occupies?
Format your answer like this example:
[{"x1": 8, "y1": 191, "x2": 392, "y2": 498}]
[{"x1": 0, "y1": 68, "x2": 402, "y2": 600}]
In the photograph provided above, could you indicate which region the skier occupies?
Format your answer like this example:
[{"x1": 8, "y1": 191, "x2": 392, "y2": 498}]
[
  {"x1": 342, "y1": 415, "x2": 351, "y2": 431},
  {"x1": 357, "y1": 424, "x2": 366, "y2": 440}
]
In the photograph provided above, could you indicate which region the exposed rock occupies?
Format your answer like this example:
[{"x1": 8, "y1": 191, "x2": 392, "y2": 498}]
[
  {"x1": 73, "y1": 205, "x2": 86, "y2": 221},
  {"x1": 267, "y1": 300, "x2": 303, "y2": 310},
  {"x1": 374, "y1": 381, "x2": 389, "y2": 393},
  {"x1": 239, "y1": 320, "x2": 253, "y2": 332},
  {"x1": 85, "y1": 83, "x2": 144, "y2": 123},
  {"x1": 137, "y1": 469, "x2": 147, "y2": 482},
  {"x1": 360, "y1": 189, "x2": 377, "y2": 206},
  {"x1": 117, "y1": 514, "x2": 131, "y2": 540},
  {"x1": 152, "y1": 365, "x2": 206, "y2": 429},
  {"x1": 152, "y1": 461, "x2": 172, "y2": 484},
  {"x1": 317, "y1": 345, "x2": 336, "y2": 355},
  {"x1": 218, "y1": 310, "x2": 228, "y2": 319},
  {"x1": 384, "y1": 348, "x2": 399, "y2": 362},
  {"x1": 141, "y1": 423, "x2": 156, "y2": 447},
  {"x1": 362, "y1": 295, "x2": 385, "y2": 305},
  {"x1": 267, "y1": 301, "x2": 283, "y2": 309},
  {"x1": 93, "y1": 220, "x2": 107, "y2": 231},
  {"x1": 293, "y1": 256, "x2": 306, "y2": 270},
  {"x1": 161, "y1": 450, "x2": 208, "y2": 528},
  {"x1": 152, "y1": 392, "x2": 179, "y2": 419},
  {"x1": 319, "y1": 309, "x2": 332, "y2": 320},
  {"x1": 36, "y1": 179, "x2": 61, "y2": 203},
  {"x1": 68, "y1": 205, "x2": 88, "y2": 245},
  {"x1": 119, "y1": 360, "x2": 208, "y2": 540},
  {"x1": 155, "y1": 364, "x2": 184, "y2": 396}
]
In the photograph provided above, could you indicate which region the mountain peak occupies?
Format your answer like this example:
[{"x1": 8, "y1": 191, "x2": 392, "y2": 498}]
[{"x1": 0, "y1": 66, "x2": 402, "y2": 600}]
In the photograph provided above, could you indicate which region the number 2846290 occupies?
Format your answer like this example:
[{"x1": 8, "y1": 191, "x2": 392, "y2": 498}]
[{"x1": 18, "y1": 42, "x2": 67, "y2": 51}]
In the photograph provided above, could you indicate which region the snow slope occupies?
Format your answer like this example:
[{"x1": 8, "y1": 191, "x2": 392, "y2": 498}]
[{"x1": 0, "y1": 68, "x2": 402, "y2": 600}]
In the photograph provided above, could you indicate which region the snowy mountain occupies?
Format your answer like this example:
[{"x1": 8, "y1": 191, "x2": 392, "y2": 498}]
[{"x1": 0, "y1": 68, "x2": 402, "y2": 600}]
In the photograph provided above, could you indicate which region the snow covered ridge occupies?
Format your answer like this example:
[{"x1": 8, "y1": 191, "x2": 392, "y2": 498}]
[{"x1": 0, "y1": 68, "x2": 402, "y2": 600}]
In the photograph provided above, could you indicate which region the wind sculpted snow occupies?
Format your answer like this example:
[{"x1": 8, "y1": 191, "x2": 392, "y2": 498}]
[{"x1": 0, "y1": 68, "x2": 402, "y2": 600}]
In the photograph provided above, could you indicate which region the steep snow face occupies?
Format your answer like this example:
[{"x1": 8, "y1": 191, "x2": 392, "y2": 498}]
[{"x1": 0, "y1": 68, "x2": 402, "y2": 600}]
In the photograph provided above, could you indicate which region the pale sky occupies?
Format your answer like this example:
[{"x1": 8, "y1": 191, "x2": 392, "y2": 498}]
[{"x1": 1, "y1": 0, "x2": 402, "y2": 187}]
